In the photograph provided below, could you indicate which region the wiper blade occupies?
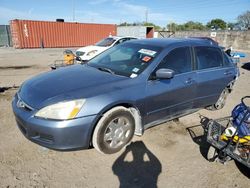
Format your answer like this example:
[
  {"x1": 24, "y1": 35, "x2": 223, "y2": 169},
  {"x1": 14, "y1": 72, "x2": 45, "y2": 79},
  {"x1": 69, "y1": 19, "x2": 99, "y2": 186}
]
[{"x1": 97, "y1": 67, "x2": 115, "y2": 74}]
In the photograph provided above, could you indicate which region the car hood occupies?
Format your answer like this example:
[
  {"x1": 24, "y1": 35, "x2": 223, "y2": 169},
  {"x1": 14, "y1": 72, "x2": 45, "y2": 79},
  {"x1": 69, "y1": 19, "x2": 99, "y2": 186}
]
[
  {"x1": 19, "y1": 64, "x2": 127, "y2": 109},
  {"x1": 77, "y1": 45, "x2": 108, "y2": 54}
]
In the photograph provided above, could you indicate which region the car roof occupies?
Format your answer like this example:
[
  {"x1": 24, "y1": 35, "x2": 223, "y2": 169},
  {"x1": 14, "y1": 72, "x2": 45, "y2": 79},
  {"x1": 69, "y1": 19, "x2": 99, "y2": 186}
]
[
  {"x1": 127, "y1": 38, "x2": 219, "y2": 48},
  {"x1": 109, "y1": 36, "x2": 137, "y2": 40}
]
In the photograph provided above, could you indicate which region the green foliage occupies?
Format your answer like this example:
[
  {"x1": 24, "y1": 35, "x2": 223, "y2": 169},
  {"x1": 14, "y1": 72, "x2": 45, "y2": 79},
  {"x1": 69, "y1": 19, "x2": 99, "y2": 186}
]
[
  {"x1": 227, "y1": 22, "x2": 238, "y2": 30},
  {"x1": 118, "y1": 22, "x2": 161, "y2": 31},
  {"x1": 206, "y1": 19, "x2": 226, "y2": 30},
  {"x1": 119, "y1": 22, "x2": 141, "y2": 26},
  {"x1": 119, "y1": 10, "x2": 250, "y2": 31},
  {"x1": 166, "y1": 21, "x2": 206, "y2": 31}
]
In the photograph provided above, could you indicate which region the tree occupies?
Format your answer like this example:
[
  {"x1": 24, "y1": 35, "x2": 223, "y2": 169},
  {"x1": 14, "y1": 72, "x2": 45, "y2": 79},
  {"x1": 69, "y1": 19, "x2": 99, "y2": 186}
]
[
  {"x1": 237, "y1": 10, "x2": 250, "y2": 29},
  {"x1": 207, "y1": 19, "x2": 227, "y2": 30},
  {"x1": 183, "y1": 21, "x2": 206, "y2": 30},
  {"x1": 166, "y1": 21, "x2": 206, "y2": 31},
  {"x1": 167, "y1": 22, "x2": 178, "y2": 31},
  {"x1": 118, "y1": 22, "x2": 161, "y2": 31},
  {"x1": 119, "y1": 22, "x2": 141, "y2": 26},
  {"x1": 227, "y1": 22, "x2": 238, "y2": 30}
]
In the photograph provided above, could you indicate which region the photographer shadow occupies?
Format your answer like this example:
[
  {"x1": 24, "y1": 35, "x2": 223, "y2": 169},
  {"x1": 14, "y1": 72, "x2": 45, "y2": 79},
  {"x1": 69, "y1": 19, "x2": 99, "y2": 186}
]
[
  {"x1": 112, "y1": 141, "x2": 162, "y2": 188},
  {"x1": 241, "y1": 62, "x2": 250, "y2": 71},
  {"x1": 186, "y1": 116, "x2": 211, "y2": 160}
]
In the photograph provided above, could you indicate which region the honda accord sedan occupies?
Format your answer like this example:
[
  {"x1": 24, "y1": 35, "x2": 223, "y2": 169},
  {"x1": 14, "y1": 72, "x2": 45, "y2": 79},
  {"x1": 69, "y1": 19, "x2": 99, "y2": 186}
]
[{"x1": 12, "y1": 38, "x2": 238, "y2": 154}]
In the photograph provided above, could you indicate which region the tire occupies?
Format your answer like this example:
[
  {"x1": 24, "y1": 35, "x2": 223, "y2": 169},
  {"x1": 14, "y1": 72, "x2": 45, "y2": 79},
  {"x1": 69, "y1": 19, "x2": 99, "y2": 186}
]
[
  {"x1": 92, "y1": 106, "x2": 135, "y2": 154},
  {"x1": 206, "y1": 88, "x2": 229, "y2": 111},
  {"x1": 206, "y1": 146, "x2": 217, "y2": 162}
]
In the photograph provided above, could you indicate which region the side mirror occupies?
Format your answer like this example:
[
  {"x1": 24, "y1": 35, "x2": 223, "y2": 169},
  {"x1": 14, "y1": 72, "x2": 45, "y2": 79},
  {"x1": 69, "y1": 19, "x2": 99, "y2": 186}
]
[{"x1": 155, "y1": 69, "x2": 175, "y2": 79}]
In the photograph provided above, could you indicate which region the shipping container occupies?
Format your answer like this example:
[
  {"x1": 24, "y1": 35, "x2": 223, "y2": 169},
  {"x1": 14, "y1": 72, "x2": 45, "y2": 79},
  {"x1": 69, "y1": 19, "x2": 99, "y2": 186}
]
[
  {"x1": 10, "y1": 19, "x2": 117, "y2": 49},
  {"x1": 117, "y1": 26, "x2": 154, "y2": 38}
]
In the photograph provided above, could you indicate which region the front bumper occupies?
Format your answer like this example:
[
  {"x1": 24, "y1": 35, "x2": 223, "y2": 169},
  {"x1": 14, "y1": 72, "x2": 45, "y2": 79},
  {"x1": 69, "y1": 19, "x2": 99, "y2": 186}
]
[{"x1": 12, "y1": 94, "x2": 97, "y2": 150}]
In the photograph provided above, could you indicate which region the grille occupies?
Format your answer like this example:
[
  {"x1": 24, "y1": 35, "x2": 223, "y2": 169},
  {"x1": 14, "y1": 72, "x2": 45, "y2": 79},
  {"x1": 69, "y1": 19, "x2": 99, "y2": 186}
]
[{"x1": 39, "y1": 133, "x2": 54, "y2": 143}]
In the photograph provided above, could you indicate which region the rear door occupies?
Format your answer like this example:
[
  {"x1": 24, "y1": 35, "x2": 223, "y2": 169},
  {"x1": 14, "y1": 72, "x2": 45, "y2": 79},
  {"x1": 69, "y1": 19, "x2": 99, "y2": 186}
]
[
  {"x1": 145, "y1": 46, "x2": 197, "y2": 124},
  {"x1": 193, "y1": 46, "x2": 234, "y2": 108}
]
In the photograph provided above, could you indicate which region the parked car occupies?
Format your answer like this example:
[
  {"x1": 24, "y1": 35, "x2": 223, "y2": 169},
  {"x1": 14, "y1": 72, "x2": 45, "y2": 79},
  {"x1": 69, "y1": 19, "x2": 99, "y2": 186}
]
[
  {"x1": 75, "y1": 36, "x2": 137, "y2": 62},
  {"x1": 12, "y1": 38, "x2": 238, "y2": 154}
]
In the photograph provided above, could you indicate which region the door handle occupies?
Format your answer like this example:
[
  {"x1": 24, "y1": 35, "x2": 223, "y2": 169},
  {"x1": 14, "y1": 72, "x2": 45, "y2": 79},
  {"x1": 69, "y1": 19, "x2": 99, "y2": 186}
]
[{"x1": 185, "y1": 78, "x2": 194, "y2": 84}]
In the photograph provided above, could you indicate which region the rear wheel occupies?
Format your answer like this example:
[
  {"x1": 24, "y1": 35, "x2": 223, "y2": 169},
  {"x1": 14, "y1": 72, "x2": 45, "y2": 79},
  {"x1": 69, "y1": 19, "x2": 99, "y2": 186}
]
[
  {"x1": 207, "y1": 88, "x2": 229, "y2": 110},
  {"x1": 92, "y1": 107, "x2": 135, "y2": 154}
]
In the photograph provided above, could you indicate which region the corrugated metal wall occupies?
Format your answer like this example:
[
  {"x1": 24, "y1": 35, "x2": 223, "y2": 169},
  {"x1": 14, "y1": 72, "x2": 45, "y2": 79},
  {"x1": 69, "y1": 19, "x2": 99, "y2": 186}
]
[
  {"x1": 117, "y1": 26, "x2": 147, "y2": 38},
  {"x1": 0, "y1": 25, "x2": 12, "y2": 47},
  {"x1": 117, "y1": 26, "x2": 154, "y2": 38},
  {"x1": 10, "y1": 20, "x2": 117, "y2": 48}
]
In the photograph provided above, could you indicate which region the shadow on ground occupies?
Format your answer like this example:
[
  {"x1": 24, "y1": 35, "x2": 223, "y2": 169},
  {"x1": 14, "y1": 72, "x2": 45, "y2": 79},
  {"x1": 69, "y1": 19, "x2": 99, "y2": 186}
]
[
  {"x1": 112, "y1": 141, "x2": 162, "y2": 188},
  {"x1": 241, "y1": 62, "x2": 250, "y2": 71},
  {"x1": 0, "y1": 65, "x2": 34, "y2": 70},
  {"x1": 235, "y1": 161, "x2": 250, "y2": 178},
  {"x1": 186, "y1": 117, "x2": 211, "y2": 160},
  {"x1": 186, "y1": 116, "x2": 250, "y2": 179}
]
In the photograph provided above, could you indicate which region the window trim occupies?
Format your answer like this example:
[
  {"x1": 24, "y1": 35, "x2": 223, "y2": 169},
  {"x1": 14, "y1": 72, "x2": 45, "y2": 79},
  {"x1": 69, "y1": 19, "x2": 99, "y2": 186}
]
[
  {"x1": 149, "y1": 46, "x2": 194, "y2": 79},
  {"x1": 222, "y1": 50, "x2": 234, "y2": 67}
]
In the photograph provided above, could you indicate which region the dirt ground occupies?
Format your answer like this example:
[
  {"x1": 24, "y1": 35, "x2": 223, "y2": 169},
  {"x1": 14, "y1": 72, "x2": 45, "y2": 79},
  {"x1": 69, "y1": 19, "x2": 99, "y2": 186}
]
[{"x1": 0, "y1": 47, "x2": 249, "y2": 188}]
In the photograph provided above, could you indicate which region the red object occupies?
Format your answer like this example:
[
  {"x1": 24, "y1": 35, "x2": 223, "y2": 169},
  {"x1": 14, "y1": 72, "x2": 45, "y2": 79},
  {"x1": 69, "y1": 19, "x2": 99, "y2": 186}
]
[
  {"x1": 146, "y1": 26, "x2": 154, "y2": 38},
  {"x1": 142, "y1": 56, "x2": 152, "y2": 62},
  {"x1": 10, "y1": 19, "x2": 117, "y2": 48}
]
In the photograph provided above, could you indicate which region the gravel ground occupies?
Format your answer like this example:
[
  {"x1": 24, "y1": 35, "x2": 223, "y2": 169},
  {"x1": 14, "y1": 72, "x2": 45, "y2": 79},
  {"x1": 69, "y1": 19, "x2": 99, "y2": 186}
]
[{"x1": 0, "y1": 47, "x2": 249, "y2": 188}]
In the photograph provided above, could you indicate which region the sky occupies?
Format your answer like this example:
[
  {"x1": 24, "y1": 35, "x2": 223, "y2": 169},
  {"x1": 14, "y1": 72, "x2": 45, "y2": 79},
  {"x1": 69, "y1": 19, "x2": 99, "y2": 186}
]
[{"x1": 0, "y1": 0, "x2": 249, "y2": 27}]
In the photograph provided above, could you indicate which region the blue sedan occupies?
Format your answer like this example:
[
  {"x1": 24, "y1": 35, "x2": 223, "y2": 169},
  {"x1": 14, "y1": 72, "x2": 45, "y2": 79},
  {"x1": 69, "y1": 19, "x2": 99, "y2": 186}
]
[{"x1": 12, "y1": 38, "x2": 238, "y2": 154}]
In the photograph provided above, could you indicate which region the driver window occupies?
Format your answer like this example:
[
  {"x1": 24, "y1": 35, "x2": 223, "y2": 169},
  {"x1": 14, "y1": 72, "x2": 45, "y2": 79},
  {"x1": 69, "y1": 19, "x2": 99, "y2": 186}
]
[{"x1": 157, "y1": 47, "x2": 192, "y2": 74}]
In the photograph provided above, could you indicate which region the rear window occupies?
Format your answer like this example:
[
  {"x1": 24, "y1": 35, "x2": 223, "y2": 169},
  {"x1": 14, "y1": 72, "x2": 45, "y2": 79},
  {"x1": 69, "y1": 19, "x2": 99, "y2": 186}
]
[{"x1": 195, "y1": 46, "x2": 223, "y2": 70}]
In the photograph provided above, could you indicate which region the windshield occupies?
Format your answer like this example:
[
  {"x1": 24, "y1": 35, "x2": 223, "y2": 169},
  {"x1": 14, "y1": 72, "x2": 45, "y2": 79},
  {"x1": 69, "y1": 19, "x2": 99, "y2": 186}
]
[
  {"x1": 88, "y1": 43, "x2": 162, "y2": 78},
  {"x1": 95, "y1": 37, "x2": 116, "y2": 47}
]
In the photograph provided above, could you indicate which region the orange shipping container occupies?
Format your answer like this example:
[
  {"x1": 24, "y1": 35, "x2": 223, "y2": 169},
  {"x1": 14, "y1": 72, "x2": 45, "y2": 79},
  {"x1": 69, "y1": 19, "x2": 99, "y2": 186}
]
[{"x1": 10, "y1": 19, "x2": 117, "y2": 49}]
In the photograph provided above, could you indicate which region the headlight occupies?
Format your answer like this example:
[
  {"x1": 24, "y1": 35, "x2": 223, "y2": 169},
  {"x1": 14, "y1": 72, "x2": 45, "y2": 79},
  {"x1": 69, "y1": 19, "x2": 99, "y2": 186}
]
[
  {"x1": 86, "y1": 50, "x2": 98, "y2": 56},
  {"x1": 35, "y1": 99, "x2": 85, "y2": 120}
]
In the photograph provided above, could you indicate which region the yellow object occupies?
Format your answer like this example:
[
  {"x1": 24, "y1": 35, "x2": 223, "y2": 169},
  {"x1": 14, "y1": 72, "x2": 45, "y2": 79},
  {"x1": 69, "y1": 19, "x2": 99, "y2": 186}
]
[
  {"x1": 221, "y1": 134, "x2": 250, "y2": 144},
  {"x1": 63, "y1": 50, "x2": 75, "y2": 65},
  {"x1": 68, "y1": 108, "x2": 80, "y2": 119}
]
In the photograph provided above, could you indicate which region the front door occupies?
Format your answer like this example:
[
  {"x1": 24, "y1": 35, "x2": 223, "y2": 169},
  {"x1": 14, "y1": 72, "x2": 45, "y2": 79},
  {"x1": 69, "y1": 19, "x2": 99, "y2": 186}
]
[{"x1": 144, "y1": 46, "x2": 197, "y2": 125}]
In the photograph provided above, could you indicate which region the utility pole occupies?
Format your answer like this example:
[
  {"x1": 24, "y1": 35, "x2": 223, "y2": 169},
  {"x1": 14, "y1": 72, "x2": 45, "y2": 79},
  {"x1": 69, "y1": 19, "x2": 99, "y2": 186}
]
[
  {"x1": 145, "y1": 8, "x2": 148, "y2": 24},
  {"x1": 72, "y1": 0, "x2": 75, "y2": 21}
]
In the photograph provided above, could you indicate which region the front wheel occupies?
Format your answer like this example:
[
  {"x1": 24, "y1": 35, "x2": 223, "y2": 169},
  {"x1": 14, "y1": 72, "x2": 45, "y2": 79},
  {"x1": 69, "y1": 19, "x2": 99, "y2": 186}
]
[{"x1": 92, "y1": 107, "x2": 135, "y2": 154}]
